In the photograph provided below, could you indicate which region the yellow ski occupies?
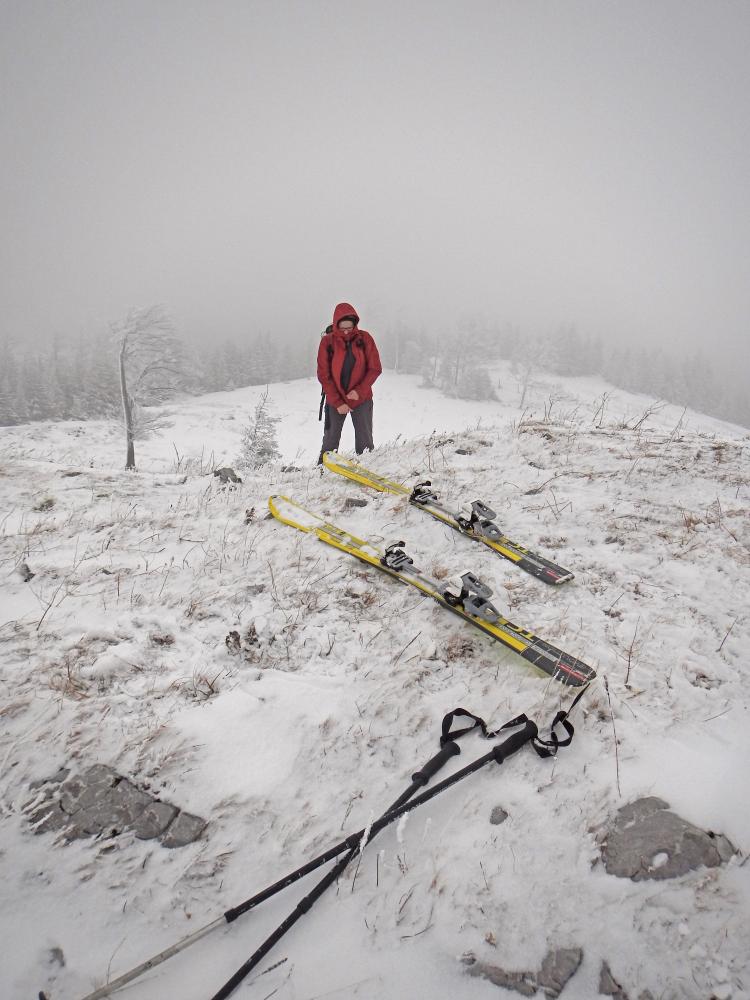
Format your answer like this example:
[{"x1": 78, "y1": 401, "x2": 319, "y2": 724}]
[
  {"x1": 269, "y1": 495, "x2": 595, "y2": 687},
  {"x1": 321, "y1": 453, "x2": 574, "y2": 584}
]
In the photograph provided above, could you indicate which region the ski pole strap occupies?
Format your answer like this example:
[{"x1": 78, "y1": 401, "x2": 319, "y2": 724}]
[
  {"x1": 440, "y1": 708, "x2": 496, "y2": 745},
  {"x1": 441, "y1": 683, "x2": 589, "y2": 759},
  {"x1": 530, "y1": 711, "x2": 572, "y2": 758},
  {"x1": 531, "y1": 683, "x2": 589, "y2": 757},
  {"x1": 440, "y1": 707, "x2": 534, "y2": 744}
]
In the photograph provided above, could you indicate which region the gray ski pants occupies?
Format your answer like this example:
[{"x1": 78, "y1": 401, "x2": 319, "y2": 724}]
[{"x1": 318, "y1": 399, "x2": 374, "y2": 464}]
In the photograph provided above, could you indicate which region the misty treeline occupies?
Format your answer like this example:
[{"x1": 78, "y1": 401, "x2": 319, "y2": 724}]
[
  {"x1": 381, "y1": 322, "x2": 749, "y2": 428},
  {"x1": 0, "y1": 320, "x2": 747, "y2": 430},
  {"x1": 0, "y1": 329, "x2": 308, "y2": 427}
]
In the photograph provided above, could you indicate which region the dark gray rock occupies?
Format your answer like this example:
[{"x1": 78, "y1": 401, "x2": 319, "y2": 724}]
[
  {"x1": 463, "y1": 946, "x2": 583, "y2": 997},
  {"x1": 490, "y1": 806, "x2": 509, "y2": 826},
  {"x1": 109, "y1": 778, "x2": 152, "y2": 817},
  {"x1": 133, "y1": 800, "x2": 179, "y2": 839},
  {"x1": 344, "y1": 497, "x2": 368, "y2": 509},
  {"x1": 601, "y1": 797, "x2": 735, "y2": 881},
  {"x1": 48, "y1": 947, "x2": 65, "y2": 968},
  {"x1": 538, "y1": 947, "x2": 583, "y2": 998},
  {"x1": 599, "y1": 961, "x2": 629, "y2": 999},
  {"x1": 464, "y1": 957, "x2": 537, "y2": 996},
  {"x1": 73, "y1": 778, "x2": 153, "y2": 836},
  {"x1": 29, "y1": 768, "x2": 69, "y2": 791},
  {"x1": 160, "y1": 810, "x2": 207, "y2": 848},
  {"x1": 27, "y1": 801, "x2": 69, "y2": 834},
  {"x1": 26, "y1": 765, "x2": 205, "y2": 848},
  {"x1": 59, "y1": 765, "x2": 118, "y2": 815},
  {"x1": 213, "y1": 467, "x2": 242, "y2": 484}
]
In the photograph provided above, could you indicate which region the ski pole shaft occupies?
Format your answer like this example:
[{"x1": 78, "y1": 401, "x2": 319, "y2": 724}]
[
  {"x1": 210, "y1": 742, "x2": 463, "y2": 1000},
  {"x1": 210, "y1": 722, "x2": 537, "y2": 1000},
  {"x1": 76, "y1": 743, "x2": 461, "y2": 1000},
  {"x1": 78, "y1": 918, "x2": 225, "y2": 1000},
  {"x1": 351, "y1": 719, "x2": 538, "y2": 850},
  {"x1": 224, "y1": 739, "x2": 460, "y2": 922},
  {"x1": 211, "y1": 848, "x2": 356, "y2": 1000}
]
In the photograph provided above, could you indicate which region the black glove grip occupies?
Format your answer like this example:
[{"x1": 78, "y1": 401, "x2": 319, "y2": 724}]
[
  {"x1": 492, "y1": 720, "x2": 538, "y2": 764},
  {"x1": 412, "y1": 740, "x2": 460, "y2": 785}
]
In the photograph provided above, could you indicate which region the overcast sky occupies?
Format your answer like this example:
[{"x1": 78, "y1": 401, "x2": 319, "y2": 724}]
[{"x1": 1, "y1": 0, "x2": 749, "y2": 368}]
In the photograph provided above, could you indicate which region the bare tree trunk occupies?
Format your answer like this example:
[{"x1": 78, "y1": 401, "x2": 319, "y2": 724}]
[
  {"x1": 119, "y1": 340, "x2": 135, "y2": 470},
  {"x1": 519, "y1": 365, "x2": 532, "y2": 410}
]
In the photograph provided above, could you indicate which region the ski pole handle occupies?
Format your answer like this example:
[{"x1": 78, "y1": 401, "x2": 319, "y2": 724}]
[
  {"x1": 411, "y1": 740, "x2": 460, "y2": 786},
  {"x1": 492, "y1": 719, "x2": 538, "y2": 763}
]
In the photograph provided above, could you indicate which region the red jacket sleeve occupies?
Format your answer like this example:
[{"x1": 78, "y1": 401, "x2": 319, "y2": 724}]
[
  {"x1": 351, "y1": 333, "x2": 382, "y2": 397},
  {"x1": 317, "y1": 336, "x2": 346, "y2": 408}
]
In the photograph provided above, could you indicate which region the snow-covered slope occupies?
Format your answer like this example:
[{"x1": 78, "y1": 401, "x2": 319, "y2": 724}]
[{"x1": 1, "y1": 367, "x2": 748, "y2": 1000}]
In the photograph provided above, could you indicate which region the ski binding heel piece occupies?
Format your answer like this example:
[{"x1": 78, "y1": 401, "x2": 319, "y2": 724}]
[
  {"x1": 410, "y1": 481, "x2": 439, "y2": 505},
  {"x1": 471, "y1": 500, "x2": 496, "y2": 520},
  {"x1": 441, "y1": 573, "x2": 500, "y2": 622},
  {"x1": 381, "y1": 542, "x2": 414, "y2": 571},
  {"x1": 457, "y1": 500, "x2": 497, "y2": 533}
]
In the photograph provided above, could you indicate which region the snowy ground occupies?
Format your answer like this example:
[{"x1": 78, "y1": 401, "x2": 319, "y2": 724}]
[{"x1": 1, "y1": 364, "x2": 749, "y2": 1000}]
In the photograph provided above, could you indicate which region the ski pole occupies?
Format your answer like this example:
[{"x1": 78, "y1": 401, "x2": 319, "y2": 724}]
[
  {"x1": 76, "y1": 740, "x2": 461, "y2": 1000},
  {"x1": 210, "y1": 718, "x2": 539, "y2": 1000},
  {"x1": 77, "y1": 692, "x2": 583, "y2": 1000}
]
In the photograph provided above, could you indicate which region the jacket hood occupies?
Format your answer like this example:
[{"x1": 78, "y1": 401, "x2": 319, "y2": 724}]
[{"x1": 332, "y1": 302, "x2": 360, "y2": 332}]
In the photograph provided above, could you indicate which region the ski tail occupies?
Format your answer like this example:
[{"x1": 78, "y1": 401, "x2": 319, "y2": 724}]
[{"x1": 321, "y1": 451, "x2": 410, "y2": 496}]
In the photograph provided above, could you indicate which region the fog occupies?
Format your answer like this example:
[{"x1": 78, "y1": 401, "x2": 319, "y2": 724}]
[{"x1": 2, "y1": 0, "x2": 749, "y2": 372}]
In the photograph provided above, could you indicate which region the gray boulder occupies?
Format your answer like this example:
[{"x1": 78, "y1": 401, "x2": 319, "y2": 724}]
[{"x1": 601, "y1": 797, "x2": 735, "y2": 881}]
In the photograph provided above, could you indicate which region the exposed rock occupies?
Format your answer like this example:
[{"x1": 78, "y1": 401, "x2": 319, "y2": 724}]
[
  {"x1": 27, "y1": 801, "x2": 69, "y2": 834},
  {"x1": 59, "y1": 765, "x2": 117, "y2": 815},
  {"x1": 25, "y1": 765, "x2": 206, "y2": 848},
  {"x1": 462, "y1": 946, "x2": 583, "y2": 996},
  {"x1": 490, "y1": 806, "x2": 509, "y2": 826},
  {"x1": 464, "y1": 957, "x2": 537, "y2": 996},
  {"x1": 30, "y1": 768, "x2": 69, "y2": 790},
  {"x1": 601, "y1": 797, "x2": 735, "y2": 881},
  {"x1": 599, "y1": 961, "x2": 629, "y2": 998},
  {"x1": 213, "y1": 467, "x2": 242, "y2": 484},
  {"x1": 48, "y1": 947, "x2": 65, "y2": 968},
  {"x1": 160, "y1": 810, "x2": 207, "y2": 848},
  {"x1": 538, "y1": 947, "x2": 584, "y2": 998},
  {"x1": 133, "y1": 801, "x2": 179, "y2": 840},
  {"x1": 344, "y1": 497, "x2": 368, "y2": 509}
]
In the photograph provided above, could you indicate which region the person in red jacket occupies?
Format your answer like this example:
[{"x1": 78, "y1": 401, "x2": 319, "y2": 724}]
[{"x1": 317, "y1": 302, "x2": 382, "y2": 464}]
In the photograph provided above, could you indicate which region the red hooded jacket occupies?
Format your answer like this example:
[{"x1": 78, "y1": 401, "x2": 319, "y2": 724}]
[{"x1": 317, "y1": 302, "x2": 382, "y2": 409}]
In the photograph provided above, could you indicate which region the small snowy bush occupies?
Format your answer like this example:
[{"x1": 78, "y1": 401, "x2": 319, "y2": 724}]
[{"x1": 236, "y1": 388, "x2": 280, "y2": 468}]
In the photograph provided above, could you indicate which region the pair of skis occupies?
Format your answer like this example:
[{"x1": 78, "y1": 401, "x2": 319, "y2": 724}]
[
  {"x1": 270, "y1": 454, "x2": 596, "y2": 687},
  {"x1": 322, "y1": 452, "x2": 574, "y2": 585}
]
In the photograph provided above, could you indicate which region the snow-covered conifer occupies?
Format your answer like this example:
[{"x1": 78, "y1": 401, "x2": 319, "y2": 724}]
[{"x1": 237, "y1": 387, "x2": 281, "y2": 468}]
